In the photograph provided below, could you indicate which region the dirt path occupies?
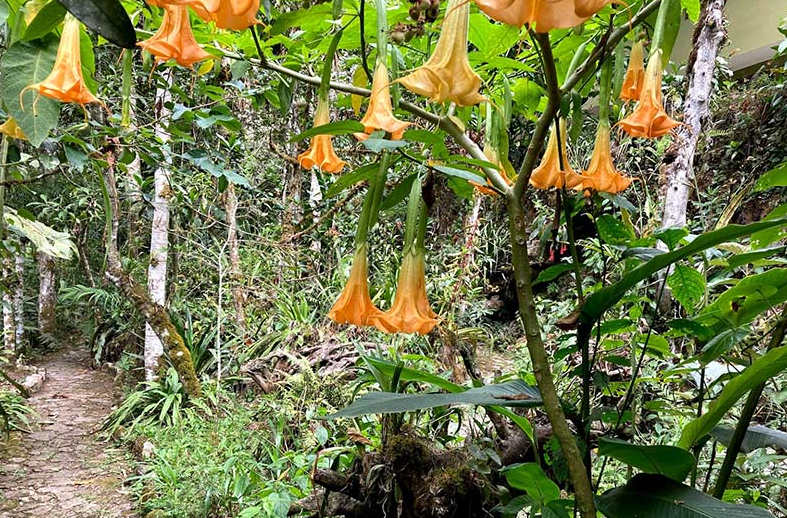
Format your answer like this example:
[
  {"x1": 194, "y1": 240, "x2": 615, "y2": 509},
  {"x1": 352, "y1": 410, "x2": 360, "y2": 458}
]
[{"x1": 0, "y1": 348, "x2": 136, "y2": 517}]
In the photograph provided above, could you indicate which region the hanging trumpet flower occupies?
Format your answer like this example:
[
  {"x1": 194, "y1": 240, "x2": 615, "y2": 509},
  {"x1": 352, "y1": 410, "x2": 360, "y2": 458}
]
[
  {"x1": 529, "y1": 119, "x2": 583, "y2": 190},
  {"x1": 473, "y1": 105, "x2": 514, "y2": 195},
  {"x1": 398, "y1": 0, "x2": 485, "y2": 106},
  {"x1": 474, "y1": 0, "x2": 619, "y2": 31},
  {"x1": 620, "y1": 40, "x2": 645, "y2": 102},
  {"x1": 370, "y1": 177, "x2": 439, "y2": 335},
  {"x1": 328, "y1": 156, "x2": 390, "y2": 326},
  {"x1": 618, "y1": 49, "x2": 681, "y2": 138},
  {"x1": 191, "y1": 0, "x2": 261, "y2": 31},
  {"x1": 138, "y1": 5, "x2": 212, "y2": 67},
  {"x1": 298, "y1": 30, "x2": 346, "y2": 173},
  {"x1": 0, "y1": 118, "x2": 27, "y2": 141},
  {"x1": 22, "y1": 15, "x2": 103, "y2": 107},
  {"x1": 357, "y1": 61, "x2": 411, "y2": 140}
]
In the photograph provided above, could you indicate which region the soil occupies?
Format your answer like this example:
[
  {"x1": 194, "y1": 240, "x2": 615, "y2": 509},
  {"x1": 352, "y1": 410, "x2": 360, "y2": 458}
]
[{"x1": 0, "y1": 347, "x2": 136, "y2": 518}]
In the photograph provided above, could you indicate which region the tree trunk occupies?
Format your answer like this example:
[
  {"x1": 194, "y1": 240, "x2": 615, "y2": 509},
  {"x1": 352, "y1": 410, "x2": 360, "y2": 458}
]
[
  {"x1": 103, "y1": 148, "x2": 201, "y2": 398},
  {"x1": 144, "y1": 82, "x2": 173, "y2": 381},
  {"x1": 37, "y1": 251, "x2": 56, "y2": 337},
  {"x1": 223, "y1": 183, "x2": 247, "y2": 337},
  {"x1": 659, "y1": 0, "x2": 727, "y2": 310},
  {"x1": 3, "y1": 255, "x2": 15, "y2": 351},
  {"x1": 14, "y1": 251, "x2": 24, "y2": 347}
]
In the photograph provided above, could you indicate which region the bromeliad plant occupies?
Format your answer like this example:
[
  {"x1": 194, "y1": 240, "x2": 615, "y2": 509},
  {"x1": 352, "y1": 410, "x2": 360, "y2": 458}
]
[{"x1": 4, "y1": 0, "x2": 787, "y2": 516}]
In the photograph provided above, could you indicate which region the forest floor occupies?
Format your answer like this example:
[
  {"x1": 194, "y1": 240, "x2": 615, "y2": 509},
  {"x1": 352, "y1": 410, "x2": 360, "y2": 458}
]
[{"x1": 0, "y1": 347, "x2": 136, "y2": 518}]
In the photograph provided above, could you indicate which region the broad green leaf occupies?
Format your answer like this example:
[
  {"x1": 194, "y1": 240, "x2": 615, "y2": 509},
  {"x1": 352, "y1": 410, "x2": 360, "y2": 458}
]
[
  {"x1": 361, "y1": 137, "x2": 408, "y2": 153},
  {"x1": 0, "y1": 0, "x2": 9, "y2": 26},
  {"x1": 695, "y1": 269, "x2": 787, "y2": 335},
  {"x1": 325, "y1": 379, "x2": 542, "y2": 419},
  {"x1": 0, "y1": 37, "x2": 61, "y2": 147},
  {"x1": 597, "y1": 474, "x2": 775, "y2": 518},
  {"x1": 578, "y1": 217, "x2": 787, "y2": 334},
  {"x1": 711, "y1": 425, "x2": 787, "y2": 454},
  {"x1": 751, "y1": 203, "x2": 787, "y2": 249},
  {"x1": 289, "y1": 120, "x2": 365, "y2": 142},
  {"x1": 680, "y1": 0, "x2": 700, "y2": 23},
  {"x1": 468, "y1": 13, "x2": 520, "y2": 61},
  {"x1": 59, "y1": 0, "x2": 135, "y2": 48},
  {"x1": 4, "y1": 207, "x2": 76, "y2": 259},
  {"x1": 678, "y1": 344, "x2": 787, "y2": 449},
  {"x1": 502, "y1": 463, "x2": 560, "y2": 507},
  {"x1": 597, "y1": 215, "x2": 635, "y2": 245},
  {"x1": 598, "y1": 438, "x2": 695, "y2": 482},
  {"x1": 432, "y1": 165, "x2": 486, "y2": 185},
  {"x1": 23, "y1": 0, "x2": 65, "y2": 41},
  {"x1": 535, "y1": 263, "x2": 575, "y2": 284},
  {"x1": 753, "y1": 163, "x2": 787, "y2": 192},
  {"x1": 727, "y1": 246, "x2": 787, "y2": 269},
  {"x1": 654, "y1": 226, "x2": 689, "y2": 250},
  {"x1": 380, "y1": 174, "x2": 416, "y2": 212},
  {"x1": 698, "y1": 328, "x2": 750, "y2": 364},
  {"x1": 667, "y1": 264, "x2": 705, "y2": 312},
  {"x1": 325, "y1": 162, "x2": 377, "y2": 198}
]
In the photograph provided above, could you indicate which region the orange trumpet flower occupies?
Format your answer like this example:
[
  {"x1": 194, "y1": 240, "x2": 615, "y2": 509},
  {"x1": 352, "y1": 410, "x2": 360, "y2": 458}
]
[
  {"x1": 473, "y1": 0, "x2": 581, "y2": 31},
  {"x1": 472, "y1": 142, "x2": 513, "y2": 195},
  {"x1": 398, "y1": 0, "x2": 485, "y2": 106},
  {"x1": 369, "y1": 249, "x2": 439, "y2": 335},
  {"x1": 328, "y1": 245, "x2": 382, "y2": 326},
  {"x1": 297, "y1": 98, "x2": 347, "y2": 173},
  {"x1": 356, "y1": 61, "x2": 411, "y2": 140},
  {"x1": 578, "y1": 121, "x2": 632, "y2": 194},
  {"x1": 188, "y1": 0, "x2": 260, "y2": 30},
  {"x1": 574, "y1": 0, "x2": 624, "y2": 17},
  {"x1": 0, "y1": 118, "x2": 27, "y2": 141},
  {"x1": 138, "y1": 5, "x2": 212, "y2": 67},
  {"x1": 618, "y1": 50, "x2": 681, "y2": 138},
  {"x1": 620, "y1": 40, "x2": 645, "y2": 102},
  {"x1": 530, "y1": 120, "x2": 583, "y2": 190},
  {"x1": 22, "y1": 15, "x2": 102, "y2": 107}
]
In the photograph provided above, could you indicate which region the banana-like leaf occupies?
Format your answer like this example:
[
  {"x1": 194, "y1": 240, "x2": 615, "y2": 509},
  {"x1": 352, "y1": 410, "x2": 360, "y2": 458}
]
[
  {"x1": 598, "y1": 438, "x2": 695, "y2": 482},
  {"x1": 597, "y1": 474, "x2": 775, "y2": 518},
  {"x1": 326, "y1": 379, "x2": 542, "y2": 419},
  {"x1": 711, "y1": 425, "x2": 787, "y2": 454}
]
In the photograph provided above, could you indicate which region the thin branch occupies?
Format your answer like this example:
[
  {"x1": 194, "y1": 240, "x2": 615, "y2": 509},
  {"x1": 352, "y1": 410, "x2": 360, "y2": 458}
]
[{"x1": 0, "y1": 169, "x2": 62, "y2": 186}]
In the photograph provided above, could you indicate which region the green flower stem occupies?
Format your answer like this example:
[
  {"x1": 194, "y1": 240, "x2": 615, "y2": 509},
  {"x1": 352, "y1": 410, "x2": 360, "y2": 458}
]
[
  {"x1": 403, "y1": 173, "x2": 422, "y2": 254},
  {"x1": 598, "y1": 53, "x2": 613, "y2": 123},
  {"x1": 318, "y1": 29, "x2": 344, "y2": 102},
  {"x1": 651, "y1": 0, "x2": 672, "y2": 52},
  {"x1": 373, "y1": 0, "x2": 388, "y2": 67},
  {"x1": 355, "y1": 153, "x2": 390, "y2": 248},
  {"x1": 121, "y1": 49, "x2": 133, "y2": 128},
  {"x1": 367, "y1": 151, "x2": 391, "y2": 235}
]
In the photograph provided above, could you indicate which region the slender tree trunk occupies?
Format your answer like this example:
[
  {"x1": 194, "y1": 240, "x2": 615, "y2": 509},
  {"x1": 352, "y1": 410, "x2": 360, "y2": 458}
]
[
  {"x1": 103, "y1": 148, "x2": 201, "y2": 398},
  {"x1": 14, "y1": 251, "x2": 24, "y2": 347},
  {"x1": 37, "y1": 251, "x2": 56, "y2": 337},
  {"x1": 144, "y1": 82, "x2": 173, "y2": 380},
  {"x1": 659, "y1": 0, "x2": 727, "y2": 309},
  {"x1": 3, "y1": 255, "x2": 15, "y2": 351},
  {"x1": 223, "y1": 183, "x2": 247, "y2": 337}
]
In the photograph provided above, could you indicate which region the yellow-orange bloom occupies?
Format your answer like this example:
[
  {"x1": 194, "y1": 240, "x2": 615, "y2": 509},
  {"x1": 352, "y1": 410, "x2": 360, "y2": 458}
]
[
  {"x1": 138, "y1": 5, "x2": 212, "y2": 67},
  {"x1": 474, "y1": 0, "x2": 582, "y2": 31},
  {"x1": 189, "y1": 0, "x2": 260, "y2": 30},
  {"x1": 0, "y1": 118, "x2": 27, "y2": 141},
  {"x1": 297, "y1": 99, "x2": 346, "y2": 173},
  {"x1": 328, "y1": 245, "x2": 382, "y2": 326},
  {"x1": 618, "y1": 50, "x2": 681, "y2": 138},
  {"x1": 574, "y1": 0, "x2": 623, "y2": 17},
  {"x1": 398, "y1": 0, "x2": 485, "y2": 106},
  {"x1": 22, "y1": 16, "x2": 102, "y2": 107},
  {"x1": 620, "y1": 40, "x2": 645, "y2": 102},
  {"x1": 578, "y1": 121, "x2": 632, "y2": 194},
  {"x1": 530, "y1": 121, "x2": 583, "y2": 190},
  {"x1": 356, "y1": 61, "x2": 411, "y2": 140},
  {"x1": 472, "y1": 142, "x2": 513, "y2": 196},
  {"x1": 369, "y1": 250, "x2": 439, "y2": 335}
]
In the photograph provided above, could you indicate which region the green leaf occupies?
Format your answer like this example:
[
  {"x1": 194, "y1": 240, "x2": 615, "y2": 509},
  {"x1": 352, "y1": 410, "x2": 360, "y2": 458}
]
[
  {"x1": 680, "y1": 0, "x2": 700, "y2": 23},
  {"x1": 361, "y1": 137, "x2": 408, "y2": 153},
  {"x1": 726, "y1": 246, "x2": 787, "y2": 269},
  {"x1": 23, "y1": 0, "x2": 66, "y2": 41},
  {"x1": 58, "y1": 0, "x2": 135, "y2": 48},
  {"x1": 751, "y1": 203, "x2": 787, "y2": 249},
  {"x1": 711, "y1": 425, "x2": 787, "y2": 454},
  {"x1": 325, "y1": 379, "x2": 542, "y2": 419},
  {"x1": 655, "y1": 227, "x2": 689, "y2": 250},
  {"x1": 579, "y1": 217, "x2": 787, "y2": 333},
  {"x1": 502, "y1": 463, "x2": 560, "y2": 507},
  {"x1": 667, "y1": 264, "x2": 705, "y2": 312},
  {"x1": 432, "y1": 164, "x2": 486, "y2": 185},
  {"x1": 754, "y1": 163, "x2": 787, "y2": 192},
  {"x1": 64, "y1": 145, "x2": 88, "y2": 172},
  {"x1": 697, "y1": 328, "x2": 750, "y2": 364},
  {"x1": 325, "y1": 162, "x2": 377, "y2": 198},
  {"x1": 596, "y1": 215, "x2": 635, "y2": 245},
  {"x1": 535, "y1": 263, "x2": 575, "y2": 284},
  {"x1": 678, "y1": 344, "x2": 787, "y2": 449},
  {"x1": 289, "y1": 120, "x2": 365, "y2": 142},
  {"x1": 4, "y1": 207, "x2": 76, "y2": 259},
  {"x1": 597, "y1": 474, "x2": 775, "y2": 518},
  {"x1": 0, "y1": 37, "x2": 61, "y2": 147},
  {"x1": 695, "y1": 269, "x2": 787, "y2": 336},
  {"x1": 381, "y1": 174, "x2": 416, "y2": 212},
  {"x1": 598, "y1": 438, "x2": 695, "y2": 482}
]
